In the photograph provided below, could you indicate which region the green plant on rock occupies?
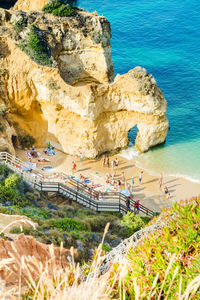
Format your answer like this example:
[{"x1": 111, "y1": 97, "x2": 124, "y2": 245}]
[
  {"x1": 42, "y1": 0, "x2": 76, "y2": 17},
  {"x1": 18, "y1": 25, "x2": 54, "y2": 67},
  {"x1": 18, "y1": 132, "x2": 35, "y2": 149},
  {"x1": 14, "y1": 18, "x2": 26, "y2": 33}
]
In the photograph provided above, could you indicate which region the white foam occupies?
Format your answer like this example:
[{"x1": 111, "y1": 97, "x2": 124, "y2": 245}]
[
  {"x1": 119, "y1": 146, "x2": 140, "y2": 160},
  {"x1": 135, "y1": 161, "x2": 200, "y2": 183}
]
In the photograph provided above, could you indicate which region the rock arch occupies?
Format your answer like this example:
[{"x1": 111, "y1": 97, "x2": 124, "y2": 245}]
[{"x1": 0, "y1": 7, "x2": 168, "y2": 158}]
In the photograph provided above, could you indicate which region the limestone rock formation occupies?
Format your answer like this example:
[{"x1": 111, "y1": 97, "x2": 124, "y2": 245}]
[
  {"x1": 0, "y1": 233, "x2": 71, "y2": 286},
  {"x1": 0, "y1": 3, "x2": 168, "y2": 157},
  {"x1": 14, "y1": 0, "x2": 48, "y2": 11}
]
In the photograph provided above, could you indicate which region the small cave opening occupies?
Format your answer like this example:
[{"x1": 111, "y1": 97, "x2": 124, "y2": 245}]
[
  {"x1": 11, "y1": 135, "x2": 18, "y2": 148},
  {"x1": 128, "y1": 126, "x2": 138, "y2": 146}
]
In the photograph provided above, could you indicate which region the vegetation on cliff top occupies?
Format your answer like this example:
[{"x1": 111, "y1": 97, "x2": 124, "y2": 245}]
[
  {"x1": 42, "y1": 0, "x2": 76, "y2": 17},
  {"x1": 0, "y1": 164, "x2": 149, "y2": 262},
  {"x1": 108, "y1": 197, "x2": 200, "y2": 298},
  {"x1": 2, "y1": 196, "x2": 199, "y2": 299},
  {"x1": 18, "y1": 25, "x2": 54, "y2": 67}
]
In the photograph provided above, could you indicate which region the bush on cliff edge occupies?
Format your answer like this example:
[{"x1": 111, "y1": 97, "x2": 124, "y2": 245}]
[{"x1": 42, "y1": 0, "x2": 76, "y2": 17}]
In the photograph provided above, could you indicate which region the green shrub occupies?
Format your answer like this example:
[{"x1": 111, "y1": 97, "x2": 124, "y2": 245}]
[
  {"x1": 102, "y1": 244, "x2": 112, "y2": 252},
  {"x1": 10, "y1": 226, "x2": 22, "y2": 234},
  {"x1": 121, "y1": 212, "x2": 147, "y2": 236},
  {"x1": 18, "y1": 25, "x2": 54, "y2": 67},
  {"x1": 0, "y1": 205, "x2": 11, "y2": 214},
  {"x1": 13, "y1": 18, "x2": 26, "y2": 33},
  {"x1": 42, "y1": 0, "x2": 75, "y2": 17},
  {"x1": 56, "y1": 218, "x2": 85, "y2": 231},
  {"x1": 20, "y1": 207, "x2": 50, "y2": 220},
  {"x1": 110, "y1": 198, "x2": 200, "y2": 298},
  {"x1": 18, "y1": 132, "x2": 35, "y2": 149},
  {"x1": 0, "y1": 164, "x2": 7, "y2": 176}
]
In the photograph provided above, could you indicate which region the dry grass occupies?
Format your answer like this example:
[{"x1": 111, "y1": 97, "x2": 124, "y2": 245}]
[{"x1": 0, "y1": 216, "x2": 199, "y2": 299}]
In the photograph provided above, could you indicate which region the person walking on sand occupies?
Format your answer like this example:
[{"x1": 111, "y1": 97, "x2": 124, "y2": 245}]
[
  {"x1": 158, "y1": 173, "x2": 163, "y2": 190},
  {"x1": 166, "y1": 193, "x2": 171, "y2": 203},
  {"x1": 121, "y1": 171, "x2": 125, "y2": 182},
  {"x1": 139, "y1": 171, "x2": 143, "y2": 184},
  {"x1": 164, "y1": 186, "x2": 169, "y2": 194},
  {"x1": 72, "y1": 161, "x2": 77, "y2": 174},
  {"x1": 102, "y1": 156, "x2": 106, "y2": 167},
  {"x1": 111, "y1": 160, "x2": 114, "y2": 169},
  {"x1": 106, "y1": 157, "x2": 110, "y2": 168},
  {"x1": 131, "y1": 177, "x2": 134, "y2": 191},
  {"x1": 115, "y1": 158, "x2": 119, "y2": 168},
  {"x1": 80, "y1": 153, "x2": 83, "y2": 164}
]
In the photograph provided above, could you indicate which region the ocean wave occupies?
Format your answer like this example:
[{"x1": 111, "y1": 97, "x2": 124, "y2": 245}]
[
  {"x1": 119, "y1": 146, "x2": 141, "y2": 160},
  {"x1": 135, "y1": 161, "x2": 200, "y2": 184}
]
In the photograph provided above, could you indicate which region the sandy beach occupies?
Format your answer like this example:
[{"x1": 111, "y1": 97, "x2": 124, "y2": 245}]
[{"x1": 16, "y1": 148, "x2": 200, "y2": 213}]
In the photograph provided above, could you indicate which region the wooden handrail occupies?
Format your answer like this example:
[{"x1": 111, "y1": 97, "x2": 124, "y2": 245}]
[{"x1": 0, "y1": 152, "x2": 155, "y2": 217}]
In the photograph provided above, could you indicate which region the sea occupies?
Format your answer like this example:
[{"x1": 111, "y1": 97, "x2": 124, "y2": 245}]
[
  {"x1": 1, "y1": 0, "x2": 200, "y2": 182},
  {"x1": 76, "y1": 0, "x2": 200, "y2": 183}
]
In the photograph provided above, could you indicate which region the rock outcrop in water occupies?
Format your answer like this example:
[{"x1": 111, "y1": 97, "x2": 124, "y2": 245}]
[{"x1": 0, "y1": 1, "x2": 168, "y2": 157}]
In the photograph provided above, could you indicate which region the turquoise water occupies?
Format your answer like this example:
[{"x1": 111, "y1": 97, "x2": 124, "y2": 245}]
[{"x1": 77, "y1": 0, "x2": 200, "y2": 182}]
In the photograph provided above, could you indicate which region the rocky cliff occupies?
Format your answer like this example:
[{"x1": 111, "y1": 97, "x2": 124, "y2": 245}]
[
  {"x1": 0, "y1": 233, "x2": 71, "y2": 286},
  {"x1": 0, "y1": 1, "x2": 168, "y2": 157}
]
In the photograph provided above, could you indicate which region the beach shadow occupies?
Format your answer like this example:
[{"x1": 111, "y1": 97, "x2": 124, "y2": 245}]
[
  {"x1": 84, "y1": 159, "x2": 101, "y2": 164},
  {"x1": 168, "y1": 184, "x2": 181, "y2": 188},
  {"x1": 133, "y1": 187, "x2": 145, "y2": 192},
  {"x1": 144, "y1": 178, "x2": 158, "y2": 184},
  {"x1": 168, "y1": 189, "x2": 176, "y2": 193},
  {"x1": 78, "y1": 167, "x2": 91, "y2": 172},
  {"x1": 135, "y1": 193, "x2": 146, "y2": 199},
  {"x1": 119, "y1": 164, "x2": 135, "y2": 171},
  {"x1": 164, "y1": 179, "x2": 178, "y2": 185},
  {"x1": 127, "y1": 176, "x2": 139, "y2": 181}
]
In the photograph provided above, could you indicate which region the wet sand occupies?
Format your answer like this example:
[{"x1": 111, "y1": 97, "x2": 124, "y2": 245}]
[{"x1": 16, "y1": 148, "x2": 200, "y2": 213}]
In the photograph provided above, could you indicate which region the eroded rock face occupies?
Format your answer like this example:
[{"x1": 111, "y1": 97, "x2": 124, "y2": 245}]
[
  {"x1": 0, "y1": 5, "x2": 168, "y2": 157},
  {"x1": 0, "y1": 234, "x2": 70, "y2": 286}
]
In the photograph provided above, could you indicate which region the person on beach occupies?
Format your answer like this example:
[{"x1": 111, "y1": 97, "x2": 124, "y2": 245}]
[
  {"x1": 126, "y1": 198, "x2": 130, "y2": 210},
  {"x1": 139, "y1": 171, "x2": 143, "y2": 184},
  {"x1": 118, "y1": 179, "x2": 121, "y2": 188},
  {"x1": 164, "y1": 186, "x2": 169, "y2": 194},
  {"x1": 112, "y1": 172, "x2": 116, "y2": 180},
  {"x1": 121, "y1": 172, "x2": 125, "y2": 182},
  {"x1": 102, "y1": 156, "x2": 106, "y2": 167},
  {"x1": 80, "y1": 153, "x2": 83, "y2": 164},
  {"x1": 158, "y1": 174, "x2": 163, "y2": 190},
  {"x1": 167, "y1": 193, "x2": 171, "y2": 201},
  {"x1": 106, "y1": 157, "x2": 110, "y2": 168},
  {"x1": 72, "y1": 161, "x2": 77, "y2": 174},
  {"x1": 115, "y1": 158, "x2": 119, "y2": 168},
  {"x1": 135, "y1": 200, "x2": 140, "y2": 213},
  {"x1": 111, "y1": 160, "x2": 114, "y2": 169}
]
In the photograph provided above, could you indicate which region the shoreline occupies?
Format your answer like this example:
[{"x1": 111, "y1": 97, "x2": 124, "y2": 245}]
[
  {"x1": 16, "y1": 148, "x2": 200, "y2": 213},
  {"x1": 119, "y1": 146, "x2": 200, "y2": 184}
]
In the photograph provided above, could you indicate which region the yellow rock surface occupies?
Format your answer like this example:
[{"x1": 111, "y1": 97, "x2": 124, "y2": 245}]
[
  {"x1": 14, "y1": 0, "x2": 47, "y2": 11},
  {"x1": 0, "y1": 5, "x2": 168, "y2": 157}
]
